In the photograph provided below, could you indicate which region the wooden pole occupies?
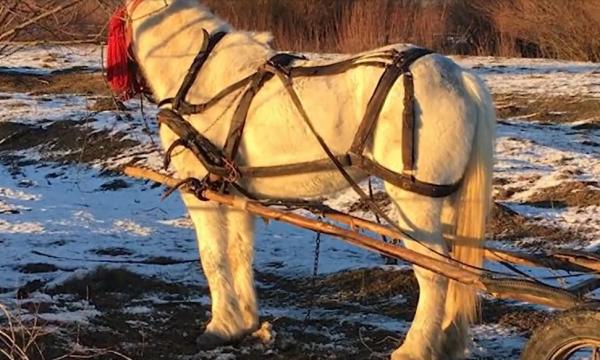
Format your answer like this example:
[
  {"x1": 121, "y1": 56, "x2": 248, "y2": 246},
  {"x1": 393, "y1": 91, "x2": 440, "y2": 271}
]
[
  {"x1": 326, "y1": 211, "x2": 597, "y2": 273},
  {"x1": 122, "y1": 166, "x2": 587, "y2": 309},
  {"x1": 123, "y1": 166, "x2": 483, "y2": 285}
]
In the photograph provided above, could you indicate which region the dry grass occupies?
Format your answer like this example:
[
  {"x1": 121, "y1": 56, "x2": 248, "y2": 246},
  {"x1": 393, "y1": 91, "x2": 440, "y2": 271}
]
[
  {"x1": 494, "y1": 94, "x2": 600, "y2": 123},
  {"x1": 471, "y1": 0, "x2": 600, "y2": 61},
  {"x1": 0, "y1": 301, "x2": 135, "y2": 360},
  {"x1": 4, "y1": 1, "x2": 600, "y2": 60},
  {"x1": 204, "y1": 0, "x2": 600, "y2": 61},
  {"x1": 0, "y1": 303, "x2": 46, "y2": 360}
]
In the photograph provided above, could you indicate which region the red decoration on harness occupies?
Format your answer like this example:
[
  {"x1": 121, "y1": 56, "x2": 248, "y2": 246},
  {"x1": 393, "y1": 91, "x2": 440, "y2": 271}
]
[{"x1": 106, "y1": 7, "x2": 139, "y2": 100}]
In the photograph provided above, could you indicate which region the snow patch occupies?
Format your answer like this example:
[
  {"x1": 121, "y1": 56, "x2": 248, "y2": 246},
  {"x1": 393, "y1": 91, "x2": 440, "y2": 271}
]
[
  {"x1": 0, "y1": 219, "x2": 45, "y2": 234},
  {"x1": 113, "y1": 219, "x2": 153, "y2": 237}
]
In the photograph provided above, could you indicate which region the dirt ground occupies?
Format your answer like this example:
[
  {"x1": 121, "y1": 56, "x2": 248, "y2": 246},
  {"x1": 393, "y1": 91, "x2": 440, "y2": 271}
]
[
  {"x1": 5, "y1": 266, "x2": 552, "y2": 360},
  {"x1": 0, "y1": 66, "x2": 598, "y2": 360}
]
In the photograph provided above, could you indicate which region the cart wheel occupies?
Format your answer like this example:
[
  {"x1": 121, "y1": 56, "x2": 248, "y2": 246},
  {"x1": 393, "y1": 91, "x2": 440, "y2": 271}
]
[{"x1": 521, "y1": 305, "x2": 600, "y2": 360}]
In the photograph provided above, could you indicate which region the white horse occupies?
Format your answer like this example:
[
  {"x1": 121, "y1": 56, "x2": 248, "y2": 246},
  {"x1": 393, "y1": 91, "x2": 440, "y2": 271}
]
[{"x1": 124, "y1": 0, "x2": 495, "y2": 358}]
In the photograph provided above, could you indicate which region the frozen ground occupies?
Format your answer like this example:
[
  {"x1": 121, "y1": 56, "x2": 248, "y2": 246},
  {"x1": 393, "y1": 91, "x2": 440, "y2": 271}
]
[{"x1": 0, "y1": 45, "x2": 598, "y2": 359}]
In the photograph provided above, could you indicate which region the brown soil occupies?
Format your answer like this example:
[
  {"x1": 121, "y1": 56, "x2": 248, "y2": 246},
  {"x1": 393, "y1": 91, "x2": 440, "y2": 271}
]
[
  {"x1": 525, "y1": 181, "x2": 600, "y2": 208},
  {"x1": 487, "y1": 202, "x2": 583, "y2": 247},
  {"x1": 347, "y1": 191, "x2": 391, "y2": 213},
  {"x1": 493, "y1": 175, "x2": 542, "y2": 201},
  {"x1": 495, "y1": 94, "x2": 600, "y2": 123},
  {"x1": 5, "y1": 267, "x2": 547, "y2": 360},
  {"x1": 482, "y1": 301, "x2": 550, "y2": 335},
  {"x1": 0, "y1": 120, "x2": 138, "y2": 166},
  {"x1": 347, "y1": 192, "x2": 583, "y2": 248},
  {"x1": 0, "y1": 69, "x2": 109, "y2": 96}
]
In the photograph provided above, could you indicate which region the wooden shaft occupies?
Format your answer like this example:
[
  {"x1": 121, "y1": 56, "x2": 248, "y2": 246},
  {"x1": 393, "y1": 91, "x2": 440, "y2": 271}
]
[
  {"x1": 325, "y1": 212, "x2": 598, "y2": 273},
  {"x1": 550, "y1": 250, "x2": 600, "y2": 273},
  {"x1": 122, "y1": 166, "x2": 600, "y2": 274},
  {"x1": 122, "y1": 166, "x2": 586, "y2": 309},
  {"x1": 123, "y1": 166, "x2": 483, "y2": 286}
]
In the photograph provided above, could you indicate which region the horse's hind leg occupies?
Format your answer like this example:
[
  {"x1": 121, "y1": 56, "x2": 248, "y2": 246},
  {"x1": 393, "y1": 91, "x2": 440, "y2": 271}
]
[
  {"x1": 182, "y1": 193, "x2": 245, "y2": 349},
  {"x1": 226, "y1": 209, "x2": 259, "y2": 333},
  {"x1": 386, "y1": 186, "x2": 449, "y2": 360}
]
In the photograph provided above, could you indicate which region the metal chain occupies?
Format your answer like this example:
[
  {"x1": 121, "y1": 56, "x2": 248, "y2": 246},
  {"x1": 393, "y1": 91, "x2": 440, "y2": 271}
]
[
  {"x1": 303, "y1": 229, "x2": 322, "y2": 326},
  {"x1": 368, "y1": 178, "x2": 397, "y2": 265}
]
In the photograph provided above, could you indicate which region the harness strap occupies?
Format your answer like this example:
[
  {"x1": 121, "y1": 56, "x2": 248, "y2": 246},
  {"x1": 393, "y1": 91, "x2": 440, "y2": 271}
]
[
  {"x1": 223, "y1": 53, "x2": 303, "y2": 161},
  {"x1": 269, "y1": 66, "x2": 419, "y2": 235},
  {"x1": 402, "y1": 71, "x2": 416, "y2": 173},
  {"x1": 154, "y1": 100, "x2": 462, "y2": 198},
  {"x1": 171, "y1": 31, "x2": 228, "y2": 111},
  {"x1": 158, "y1": 73, "x2": 253, "y2": 114},
  {"x1": 157, "y1": 108, "x2": 234, "y2": 180},
  {"x1": 289, "y1": 52, "x2": 390, "y2": 77},
  {"x1": 222, "y1": 71, "x2": 272, "y2": 161},
  {"x1": 350, "y1": 48, "x2": 433, "y2": 174},
  {"x1": 159, "y1": 41, "x2": 460, "y2": 199},
  {"x1": 238, "y1": 154, "x2": 460, "y2": 198},
  {"x1": 159, "y1": 50, "x2": 396, "y2": 113}
]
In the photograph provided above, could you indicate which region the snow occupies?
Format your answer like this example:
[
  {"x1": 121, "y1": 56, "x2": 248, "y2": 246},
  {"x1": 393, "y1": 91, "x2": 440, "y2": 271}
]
[
  {"x1": 453, "y1": 56, "x2": 600, "y2": 97},
  {"x1": 0, "y1": 45, "x2": 101, "y2": 75},
  {"x1": 123, "y1": 305, "x2": 153, "y2": 315},
  {"x1": 470, "y1": 324, "x2": 526, "y2": 359},
  {"x1": 0, "y1": 45, "x2": 599, "y2": 358}
]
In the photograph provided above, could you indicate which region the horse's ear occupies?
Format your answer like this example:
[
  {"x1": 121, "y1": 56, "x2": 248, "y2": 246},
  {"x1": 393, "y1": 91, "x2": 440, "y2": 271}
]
[{"x1": 252, "y1": 31, "x2": 274, "y2": 45}]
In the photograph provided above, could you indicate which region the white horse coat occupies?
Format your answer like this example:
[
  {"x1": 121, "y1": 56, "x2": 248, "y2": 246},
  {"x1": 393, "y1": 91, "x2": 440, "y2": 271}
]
[{"x1": 126, "y1": 1, "x2": 496, "y2": 359}]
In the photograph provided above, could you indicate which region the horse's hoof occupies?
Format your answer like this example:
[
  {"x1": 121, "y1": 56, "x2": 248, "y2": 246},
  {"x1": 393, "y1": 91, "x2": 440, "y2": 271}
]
[{"x1": 196, "y1": 331, "x2": 232, "y2": 350}]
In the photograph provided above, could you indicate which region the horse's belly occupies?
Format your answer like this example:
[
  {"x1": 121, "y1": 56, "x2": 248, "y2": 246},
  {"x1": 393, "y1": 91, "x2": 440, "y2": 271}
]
[{"x1": 242, "y1": 168, "x2": 369, "y2": 200}]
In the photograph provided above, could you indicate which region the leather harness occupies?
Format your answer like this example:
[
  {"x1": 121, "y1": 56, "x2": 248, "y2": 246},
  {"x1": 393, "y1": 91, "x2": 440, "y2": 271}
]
[{"x1": 156, "y1": 31, "x2": 462, "y2": 198}]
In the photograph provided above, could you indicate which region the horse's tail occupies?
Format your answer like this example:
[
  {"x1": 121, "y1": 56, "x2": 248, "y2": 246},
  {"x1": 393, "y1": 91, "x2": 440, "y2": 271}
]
[{"x1": 444, "y1": 71, "x2": 495, "y2": 327}]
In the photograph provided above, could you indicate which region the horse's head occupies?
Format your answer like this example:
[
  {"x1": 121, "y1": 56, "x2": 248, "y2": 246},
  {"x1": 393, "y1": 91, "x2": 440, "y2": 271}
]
[{"x1": 106, "y1": 0, "x2": 212, "y2": 100}]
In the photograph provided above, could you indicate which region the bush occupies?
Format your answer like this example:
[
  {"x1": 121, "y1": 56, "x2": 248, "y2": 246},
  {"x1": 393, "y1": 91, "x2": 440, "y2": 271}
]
[
  {"x1": 475, "y1": 0, "x2": 600, "y2": 61},
  {"x1": 204, "y1": 0, "x2": 600, "y2": 61}
]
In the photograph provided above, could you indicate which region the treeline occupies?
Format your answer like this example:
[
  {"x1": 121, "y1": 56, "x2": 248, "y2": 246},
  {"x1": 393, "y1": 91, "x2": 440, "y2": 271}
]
[
  {"x1": 6, "y1": 0, "x2": 599, "y2": 62},
  {"x1": 204, "y1": 0, "x2": 600, "y2": 61}
]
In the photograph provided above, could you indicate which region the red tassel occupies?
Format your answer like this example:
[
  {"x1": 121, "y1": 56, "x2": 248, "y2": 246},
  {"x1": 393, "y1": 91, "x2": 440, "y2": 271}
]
[{"x1": 106, "y1": 7, "x2": 138, "y2": 100}]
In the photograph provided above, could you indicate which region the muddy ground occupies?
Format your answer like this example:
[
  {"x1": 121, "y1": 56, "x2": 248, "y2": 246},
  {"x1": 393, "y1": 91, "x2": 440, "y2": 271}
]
[{"x1": 0, "y1": 66, "x2": 598, "y2": 360}]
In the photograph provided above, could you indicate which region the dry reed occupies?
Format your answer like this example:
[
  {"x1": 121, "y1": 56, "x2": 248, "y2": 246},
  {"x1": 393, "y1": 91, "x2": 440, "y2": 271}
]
[{"x1": 5, "y1": 1, "x2": 600, "y2": 64}]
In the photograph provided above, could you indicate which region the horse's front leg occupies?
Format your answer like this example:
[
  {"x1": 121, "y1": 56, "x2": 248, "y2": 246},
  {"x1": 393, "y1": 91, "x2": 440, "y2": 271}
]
[
  {"x1": 386, "y1": 186, "x2": 449, "y2": 360},
  {"x1": 181, "y1": 193, "x2": 246, "y2": 349},
  {"x1": 226, "y1": 209, "x2": 259, "y2": 333}
]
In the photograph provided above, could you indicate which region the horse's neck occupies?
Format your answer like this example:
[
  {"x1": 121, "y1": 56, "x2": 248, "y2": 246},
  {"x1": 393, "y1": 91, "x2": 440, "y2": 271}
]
[
  {"x1": 192, "y1": 33, "x2": 274, "y2": 101},
  {"x1": 131, "y1": 1, "x2": 273, "y2": 104}
]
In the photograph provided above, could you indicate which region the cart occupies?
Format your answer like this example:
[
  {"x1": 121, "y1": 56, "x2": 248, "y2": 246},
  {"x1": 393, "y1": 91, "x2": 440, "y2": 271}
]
[{"x1": 125, "y1": 166, "x2": 600, "y2": 360}]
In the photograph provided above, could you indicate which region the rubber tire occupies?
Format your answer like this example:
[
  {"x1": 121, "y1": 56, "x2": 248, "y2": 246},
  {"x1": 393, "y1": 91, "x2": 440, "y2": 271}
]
[{"x1": 521, "y1": 305, "x2": 600, "y2": 360}]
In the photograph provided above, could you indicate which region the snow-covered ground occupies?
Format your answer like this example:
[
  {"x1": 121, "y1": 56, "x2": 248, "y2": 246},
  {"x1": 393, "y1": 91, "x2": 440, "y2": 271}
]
[
  {"x1": 0, "y1": 45, "x2": 101, "y2": 74},
  {"x1": 454, "y1": 55, "x2": 600, "y2": 97},
  {"x1": 0, "y1": 45, "x2": 598, "y2": 359}
]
